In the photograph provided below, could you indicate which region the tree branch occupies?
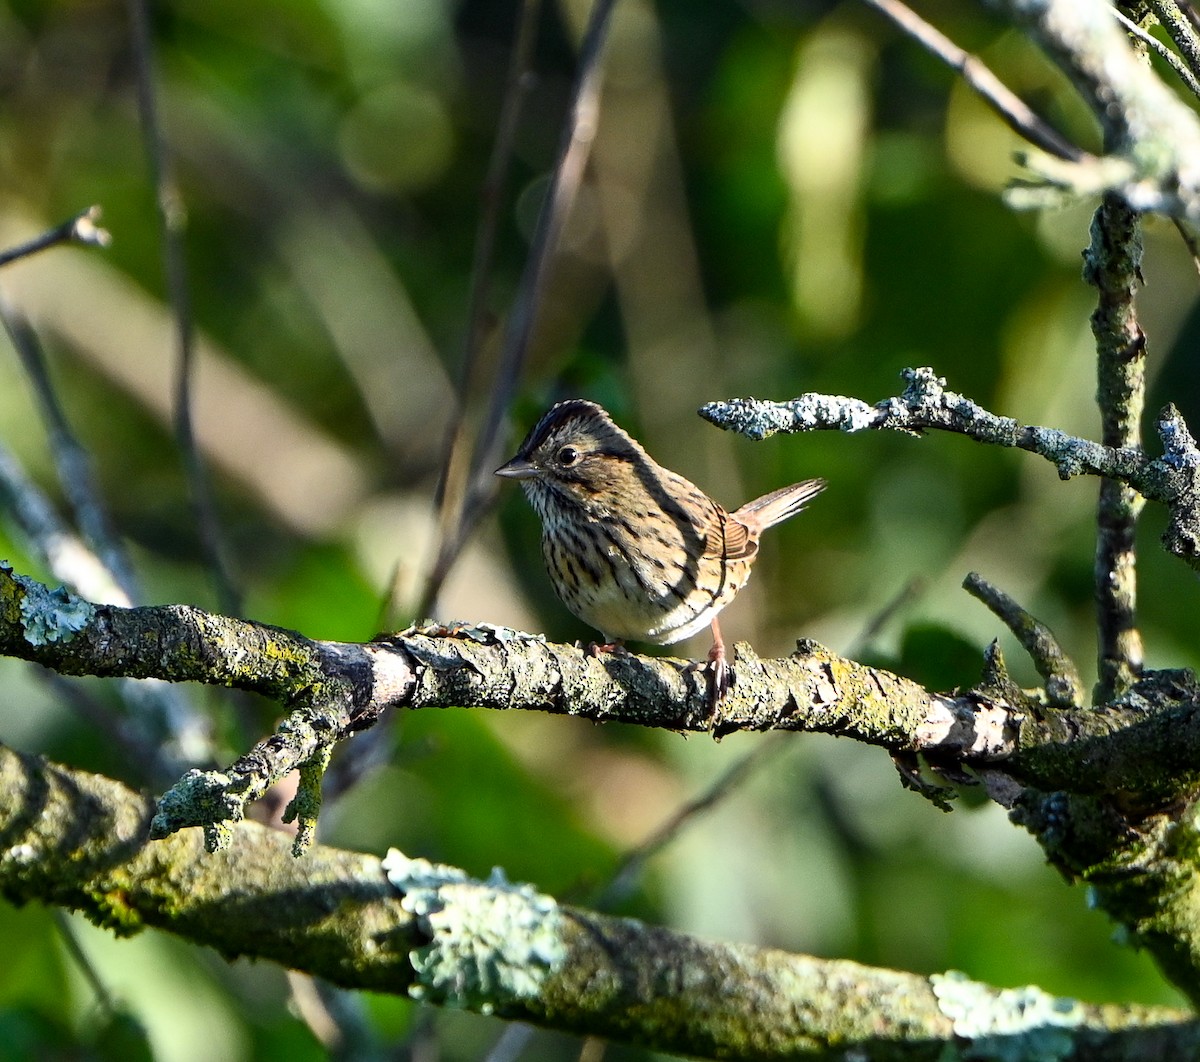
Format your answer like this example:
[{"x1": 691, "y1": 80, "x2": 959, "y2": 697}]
[
  {"x1": 1145, "y1": 0, "x2": 1200, "y2": 80},
  {"x1": 125, "y1": 0, "x2": 239, "y2": 614},
  {"x1": 699, "y1": 368, "x2": 1200, "y2": 571},
  {"x1": 0, "y1": 742, "x2": 1194, "y2": 1061},
  {"x1": 1113, "y1": 6, "x2": 1200, "y2": 100},
  {"x1": 1086, "y1": 196, "x2": 1147, "y2": 700},
  {"x1": 963, "y1": 572, "x2": 1085, "y2": 708},
  {"x1": 985, "y1": 0, "x2": 1200, "y2": 215},
  {"x1": 8, "y1": 562, "x2": 1200, "y2": 997},
  {"x1": 859, "y1": 0, "x2": 1085, "y2": 161},
  {"x1": 0, "y1": 205, "x2": 110, "y2": 267}
]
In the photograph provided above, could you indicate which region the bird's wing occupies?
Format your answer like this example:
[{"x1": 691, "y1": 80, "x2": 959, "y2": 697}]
[{"x1": 719, "y1": 509, "x2": 759, "y2": 561}]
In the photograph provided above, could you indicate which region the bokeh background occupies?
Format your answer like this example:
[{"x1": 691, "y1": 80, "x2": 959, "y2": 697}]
[{"x1": 1, "y1": 0, "x2": 1198, "y2": 1058}]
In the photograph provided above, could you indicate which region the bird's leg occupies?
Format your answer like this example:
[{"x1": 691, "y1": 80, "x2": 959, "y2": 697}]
[
  {"x1": 706, "y1": 617, "x2": 731, "y2": 712},
  {"x1": 585, "y1": 638, "x2": 626, "y2": 657}
]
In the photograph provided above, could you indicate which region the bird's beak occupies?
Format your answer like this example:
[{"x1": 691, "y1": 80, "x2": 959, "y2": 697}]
[{"x1": 495, "y1": 456, "x2": 539, "y2": 480}]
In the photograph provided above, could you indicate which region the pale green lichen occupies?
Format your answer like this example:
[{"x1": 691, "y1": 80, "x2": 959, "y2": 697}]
[
  {"x1": 15, "y1": 576, "x2": 95, "y2": 645},
  {"x1": 383, "y1": 849, "x2": 567, "y2": 1014},
  {"x1": 282, "y1": 745, "x2": 333, "y2": 857},
  {"x1": 149, "y1": 768, "x2": 243, "y2": 851},
  {"x1": 931, "y1": 970, "x2": 1085, "y2": 1061}
]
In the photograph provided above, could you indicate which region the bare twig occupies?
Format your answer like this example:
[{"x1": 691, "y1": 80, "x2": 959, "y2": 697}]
[
  {"x1": 1145, "y1": 0, "x2": 1200, "y2": 80},
  {"x1": 846, "y1": 576, "x2": 925, "y2": 658},
  {"x1": 0, "y1": 442, "x2": 129, "y2": 605},
  {"x1": 591, "y1": 736, "x2": 789, "y2": 911},
  {"x1": 1085, "y1": 197, "x2": 1146, "y2": 700},
  {"x1": 285, "y1": 973, "x2": 379, "y2": 1057},
  {"x1": 125, "y1": 0, "x2": 239, "y2": 615},
  {"x1": 963, "y1": 572, "x2": 1085, "y2": 708},
  {"x1": 53, "y1": 911, "x2": 121, "y2": 1019},
  {"x1": 858, "y1": 0, "x2": 1084, "y2": 162},
  {"x1": 419, "y1": 0, "x2": 545, "y2": 621},
  {"x1": 1171, "y1": 217, "x2": 1200, "y2": 275},
  {"x1": 0, "y1": 445, "x2": 208, "y2": 773},
  {"x1": 0, "y1": 206, "x2": 110, "y2": 268},
  {"x1": 460, "y1": 0, "x2": 618, "y2": 545},
  {"x1": 0, "y1": 296, "x2": 140, "y2": 602},
  {"x1": 1114, "y1": 7, "x2": 1200, "y2": 99}
]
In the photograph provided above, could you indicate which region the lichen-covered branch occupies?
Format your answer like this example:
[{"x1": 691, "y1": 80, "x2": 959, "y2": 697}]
[
  {"x1": 700, "y1": 368, "x2": 1200, "y2": 571},
  {"x1": 10, "y1": 562, "x2": 1200, "y2": 998},
  {"x1": 1086, "y1": 196, "x2": 1147, "y2": 700},
  {"x1": 0, "y1": 558, "x2": 1196, "y2": 820},
  {"x1": 0, "y1": 743, "x2": 410, "y2": 986},
  {"x1": 986, "y1": 0, "x2": 1200, "y2": 216},
  {"x1": 962, "y1": 572, "x2": 1084, "y2": 708},
  {"x1": 0, "y1": 742, "x2": 1194, "y2": 1061}
]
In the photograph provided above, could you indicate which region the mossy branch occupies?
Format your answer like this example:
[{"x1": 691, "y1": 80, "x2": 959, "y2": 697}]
[
  {"x1": 0, "y1": 742, "x2": 1194, "y2": 1061},
  {"x1": 9, "y1": 561, "x2": 1200, "y2": 998}
]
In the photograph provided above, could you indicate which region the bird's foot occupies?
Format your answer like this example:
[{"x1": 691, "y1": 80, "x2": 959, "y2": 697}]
[
  {"x1": 584, "y1": 639, "x2": 626, "y2": 657},
  {"x1": 683, "y1": 642, "x2": 731, "y2": 730}
]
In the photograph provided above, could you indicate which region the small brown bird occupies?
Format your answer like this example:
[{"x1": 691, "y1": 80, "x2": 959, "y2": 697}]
[{"x1": 495, "y1": 399, "x2": 825, "y2": 697}]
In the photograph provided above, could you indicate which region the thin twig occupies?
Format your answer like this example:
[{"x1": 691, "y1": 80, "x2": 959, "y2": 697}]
[
  {"x1": 0, "y1": 296, "x2": 140, "y2": 602},
  {"x1": 418, "y1": 0, "x2": 545, "y2": 621},
  {"x1": 845, "y1": 576, "x2": 925, "y2": 658},
  {"x1": 962, "y1": 572, "x2": 1085, "y2": 708},
  {"x1": 1146, "y1": 0, "x2": 1200, "y2": 80},
  {"x1": 481, "y1": 733, "x2": 789, "y2": 1062},
  {"x1": 593, "y1": 736, "x2": 791, "y2": 911},
  {"x1": 857, "y1": 0, "x2": 1084, "y2": 162},
  {"x1": 484, "y1": 573, "x2": 924, "y2": 1062},
  {"x1": 0, "y1": 206, "x2": 110, "y2": 268},
  {"x1": 125, "y1": 0, "x2": 240, "y2": 615},
  {"x1": 53, "y1": 911, "x2": 121, "y2": 1018},
  {"x1": 1172, "y1": 217, "x2": 1200, "y2": 276},
  {"x1": 1114, "y1": 7, "x2": 1200, "y2": 98},
  {"x1": 0, "y1": 442, "x2": 128, "y2": 605},
  {"x1": 286, "y1": 973, "x2": 380, "y2": 1057},
  {"x1": 483, "y1": 1023, "x2": 535, "y2": 1062},
  {"x1": 461, "y1": 0, "x2": 618, "y2": 544},
  {"x1": 42, "y1": 670, "x2": 174, "y2": 775}
]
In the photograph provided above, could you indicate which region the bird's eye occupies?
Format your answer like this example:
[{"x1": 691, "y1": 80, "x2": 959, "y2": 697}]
[{"x1": 556, "y1": 445, "x2": 580, "y2": 467}]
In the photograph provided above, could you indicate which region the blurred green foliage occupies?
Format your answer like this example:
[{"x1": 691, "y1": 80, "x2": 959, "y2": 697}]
[{"x1": 0, "y1": 0, "x2": 1196, "y2": 1058}]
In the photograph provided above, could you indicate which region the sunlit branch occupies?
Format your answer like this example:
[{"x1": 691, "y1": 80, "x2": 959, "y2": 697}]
[{"x1": 701, "y1": 367, "x2": 1200, "y2": 572}]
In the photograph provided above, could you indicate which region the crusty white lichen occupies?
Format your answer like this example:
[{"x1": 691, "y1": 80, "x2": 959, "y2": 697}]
[
  {"x1": 932, "y1": 970, "x2": 1085, "y2": 1061},
  {"x1": 383, "y1": 849, "x2": 566, "y2": 1013},
  {"x1": 15, "y1": 575, "x2": 95, "y2": 645}
]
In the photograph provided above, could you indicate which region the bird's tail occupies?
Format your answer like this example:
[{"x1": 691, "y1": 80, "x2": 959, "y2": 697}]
[{"x1": 733, "y1": 478, "x2": 826, "y2": 531}]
